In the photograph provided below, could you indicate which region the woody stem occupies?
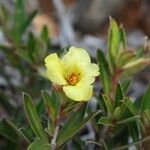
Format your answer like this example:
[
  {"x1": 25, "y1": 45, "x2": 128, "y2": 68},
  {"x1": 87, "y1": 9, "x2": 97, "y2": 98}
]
[{"x1": 51, "y1": 121, "x2": 60, "y2": 150}]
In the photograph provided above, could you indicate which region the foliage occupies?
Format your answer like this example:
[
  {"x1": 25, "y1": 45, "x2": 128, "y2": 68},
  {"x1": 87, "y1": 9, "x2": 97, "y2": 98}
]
[
  {"x1": 0, "y1": 1, "x2": 150, "y2": 150},
  {"x1": 0, "y1": 0, "x2": 51, "y2": 149}
]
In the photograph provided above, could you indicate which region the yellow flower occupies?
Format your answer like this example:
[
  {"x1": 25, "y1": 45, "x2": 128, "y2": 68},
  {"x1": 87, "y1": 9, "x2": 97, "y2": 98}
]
[{"x1": 45, "y1": 46, "x2": 100, "y2": 101}]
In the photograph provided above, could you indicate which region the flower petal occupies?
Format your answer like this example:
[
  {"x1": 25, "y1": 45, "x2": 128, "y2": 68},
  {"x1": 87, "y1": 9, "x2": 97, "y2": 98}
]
[
  {"x1": 62, "y1": 46, "x2": 91, "y2": 65},
  {"x1": 77, "y1": 63, "x2": 100, "y2": 84},
  {"x1": 63, "y1": 82, "x2": 93, "y2": 101},
  {"x1": 45, "y1": 53, "x2": 67, "y2": 85},
  {"x1": 89, "y1": 63, "x2": 100, "y2": 77}
]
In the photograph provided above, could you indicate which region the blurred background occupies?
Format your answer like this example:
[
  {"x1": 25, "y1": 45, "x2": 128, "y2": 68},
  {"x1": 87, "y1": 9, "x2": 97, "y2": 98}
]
[
  {"x1": 1, "y1": 0, "x2": 150, "y2": 50},
  {"x1": 0, "y1": 0, "x2": 150, "y2": 149}
]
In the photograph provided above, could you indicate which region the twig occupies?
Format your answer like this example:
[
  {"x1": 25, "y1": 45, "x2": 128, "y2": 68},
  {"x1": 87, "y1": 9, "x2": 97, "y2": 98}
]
[
  {"x1": 86, "y1": 140, "x2": 102, "y2": 147},
  {"x1": 51, "y1": 105, "x2": 64, "y2": 150},
  {"x1": 51, "y1": 121, "x2": 60, "y2": 150},
  {"x1": 112, "y1": 135, "x2": 150, "y2": 150}
]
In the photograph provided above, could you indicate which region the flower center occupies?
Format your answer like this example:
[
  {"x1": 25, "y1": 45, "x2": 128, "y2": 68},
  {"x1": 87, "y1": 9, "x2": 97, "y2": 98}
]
[{"x1": 67, "y1": 73, "x2": 80, "y2": 85}]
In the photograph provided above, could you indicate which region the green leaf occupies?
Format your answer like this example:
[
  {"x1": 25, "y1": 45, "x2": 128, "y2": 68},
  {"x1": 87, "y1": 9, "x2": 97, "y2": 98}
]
[
  {"x1": 40, "y1": 25, "x2": 49, "y2": 46},
  {"x1": 114, "y1": 83, "x2": 124, "y2": 107},
  {"x1": 119, "y1": 26, "x2": 126, "y2": 49},
  {"x1": 14, "y1": 0, "x2": 25, "y2": 23},
  {"x1": 0, "y1": 119, "x2": 19, "y2": 143},
  {"x1": 116, "y1": 51, "x2": 135, "y2": 67},
  {"x1": 116, "y1": 115, "x2": 140, "y2": 125},
  {"x1": 102, "y1": 95, "x2": 113, "y2": 115},
  {"x1": 23, "y1": 93, "x2": 48, "y2": 142},
  {"x1": 120, "y1": 58, "x2": 150, "y2": 79},
  {"x1": 141, "y1": 109, "x2": 150, "y2": 127},
  {"x1": 134, "y1": 96, "x2": 143, "y2": 113},
  {"x1": 12, "y1": 1, "x2": 37, "y2": 42},
  {"x1": 63, "y1": 102, "x2": 82, "y2": 114},
  {"x1": 42, "y1": 90, "x2": 60, "y2": 123},
  {"x1": 97, "y1": 49, "x2": 111, "y2": 95},
  {"x1": 128, "y1": 122, "x2": 139, "y2": 141},
  {"x1": 26, "y1": 32, "x2": 36, "y2": 58},
  {"x1": 135, "y1": 47, "x2": 144, "y2": 58},
  {"x1": 113, "y1": 101, "x2": 127, "y2": 121},
  {"x1": 108, "y1": 17, "x2": 120, "y2": 69},
  {"x1": 57, "y1": 105, "x2": 101, "y2": 148},
  {"x1": 27, "y1": 140, "x2": 50, "y2": 150},
  {"x1": 122, "y1": 79, "x2": 131, "y2": 94},
  {"x1": 57, "y1": 104, "x2": 86, "y2": 147},
  {"x1": 20, "y1": 10, "x2": 37, "y2": 36},
  {"x1": 122, "y1": 98, "x2": 137, "y2": 115},
  {"x1": 16, "y1": 48, "x2": 33, "y2": 64},
  {"x1": 46, "y1": 120, "x2": 53, "y2": 137},
  {"x1": 18, "y1": 127, "x2": 34, "y2": 143},
  {"x1": 97, "y1": 94, "x2": 107, "y2": 113},
  {"x1": 113, "y1": 107, "x2": 122, "y2": 120},
  {"x1": 36, "y1": 98, "x2": 45, "y2": 115},
  {"x1": 12, "y1": 0, "x2": 25, "y2": 42},
  {"x1": 143, "y1": 109, "x2": 150, "y2": 122},
  {"x1": 141, "y1": 85, "x2": 150, "y2": 111},
  {"x1": 98, "y1": 117, "x2": 113, "y2": 126}
]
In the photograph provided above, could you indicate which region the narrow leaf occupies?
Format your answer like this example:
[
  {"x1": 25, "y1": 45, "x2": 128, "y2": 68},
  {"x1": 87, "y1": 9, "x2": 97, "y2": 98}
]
[
  {"x1": 98, "y1": 117, "x2": 113, "y2": 126},
  {"x1": 108, "y1": 17, "x2": 120, "y2": 69},
  {"x1": 115, "y1": 102, "x2": 127, "y2": 120},
  {"x1": 36, "y1": 98, "x2": 45, "y2": 115},
  {"x1": 23, "y1": 93, "x2": 48, "y2": 142},
  {"x1": 97, "y1": 49, "x2": 111, "y2": 95},
  {"x1": 128, "y1": 122, "x2": 139, "y2": 141},
  {"x1": 120, "y1": 58, "x2": 150, "y2": 79},
  {"x1": 26, "y1": 32, "x2": 36, "y2": 60},
  {"x1": 116, "y1": 115, "x2": 140, "y2": 125},
  {"x1": 0, "y1": 119, "x2": 19, "y2": 143},
  {"x1": 42, "y1": 90, "x2": 60, "y2": 123},
  {"x1": 57, "y1": 104, "x2": 86, "y2": 147},
  {"x1": 57, "y1": 106, "x2": 101, "y2": 148},
  {"x1": 18, "y1": 127, "x2": 34, "y2": 143},
  {"x1": 40, "y1": 25, "x2": 49, "y2": 46},
  {"x1": 119, "y1": 25, "x2": 126, "y2": 49},
  {"x1": 122, "y1": 98, "x2": 137, "y2": 115},
  {"x1": 141, "y1": 109, "x2": 150, "y2": 127},
  {"x1": 116, "y1": 51, "x2": 135, "y2": 67},
  {"x1": 113, "y1": 107, "x2": 122, "y2": 120},
  {"x1": 27, "y1": 140, "x2": 50, "y2": 150},
  {"x1": 122, "y1": 79, "x2": 131, "y2": 94},
  {"x1": 135, "y1": 47, "x2": 144, "y2": 58},
  {"x1": 114, "y1": 83, "x2": 124, "y2": 107},
  {"x1": 20, "y1": 10, "x2": 37, "y2": 36},
  {"x1": 141, "y1": 85, "x2": 150, "y2": 111},
  {"x1": 12, "y1": 0, "x2": 25, "y2": 42},
  {"x1": 102, "y1": 95, "x2": 113, "y2": 115}
]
